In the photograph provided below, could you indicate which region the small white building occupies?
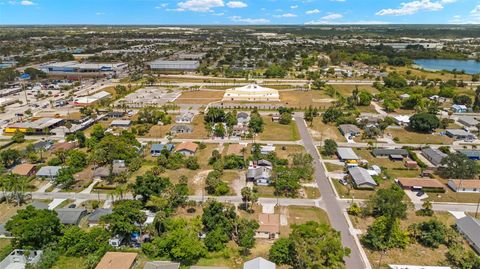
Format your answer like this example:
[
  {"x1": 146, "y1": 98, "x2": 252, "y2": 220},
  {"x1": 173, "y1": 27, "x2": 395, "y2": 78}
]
[
  {"x1": 448, "y1": 179, "x2": 480, "y2": 193},
  {"x1": 244, "y1": 257, "x2": 276, "y2": 269}
]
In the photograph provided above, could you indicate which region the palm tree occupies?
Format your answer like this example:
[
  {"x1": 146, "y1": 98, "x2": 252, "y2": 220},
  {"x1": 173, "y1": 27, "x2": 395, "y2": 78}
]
[{"x1": 113, "y1": 184, "x2": 128, "y2": 201}]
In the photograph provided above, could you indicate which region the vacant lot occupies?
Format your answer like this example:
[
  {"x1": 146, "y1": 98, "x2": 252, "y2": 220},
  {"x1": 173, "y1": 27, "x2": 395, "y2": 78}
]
[
  {"x1": 257, "y1": 116, "x2": 300, "y2": 141},
  {"x1": 277, "y1": 205, "x2": 330, "y2": 235},
  {"x1": 310, "y1": 118, "x2": 346, "y2": 142},
  {"x1": 386, "y1": 128, "x2": 454, "y2": 145},
  {"x1": 0, "y1": 203, "x2": 24, "y2": 223},
  {"x1": 333, "y1": 85, "x2": 379, "y2": 97},
  {"x1": 280, "y1": 90, "x2": 333, "y2": 109},
  {"x1": 175, "y1": 90, "x2": 224, "y2": 105}
]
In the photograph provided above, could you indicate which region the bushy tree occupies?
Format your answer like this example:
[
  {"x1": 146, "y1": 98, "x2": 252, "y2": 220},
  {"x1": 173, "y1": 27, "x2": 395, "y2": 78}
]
[
  {"x1": 323, "y1": 139, "x2": 338, "y2": 156},
  {"x1": 366, "y1": 185, "x2": 407, "y2": 219},
  {"x1": 101, "y1": 200, "x2": 146, "y2": 236},
  {"x1": 441, "y1": 152, "x2": 479, "y2": 179},
  {"x1": 132, "y1": 172, "x2": 172, "y2": 203},
  {"x1": 409, "y1": 220, "x2": 448, "y2": 248},
  {"x1": 409, "y1": 113, "x2": 440, "y2": 133},
  {"x1": 361, "y1": 216, "x2": 409, "y2": 251}
]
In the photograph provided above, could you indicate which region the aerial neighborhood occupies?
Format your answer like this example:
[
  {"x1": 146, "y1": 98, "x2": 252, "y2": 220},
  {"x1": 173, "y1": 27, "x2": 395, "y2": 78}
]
[{"x1": 0, "y1": 21, "x2": 480, "y2": 269}]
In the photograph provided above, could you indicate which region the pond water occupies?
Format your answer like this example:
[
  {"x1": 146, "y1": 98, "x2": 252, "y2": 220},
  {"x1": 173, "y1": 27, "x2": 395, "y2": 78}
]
[{"x1": 414, "y1": 59, "x2": 480, "y2": 75}]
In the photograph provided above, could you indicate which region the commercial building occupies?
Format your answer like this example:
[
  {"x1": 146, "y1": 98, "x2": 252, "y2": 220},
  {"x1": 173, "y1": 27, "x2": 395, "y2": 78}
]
[
  {"x1": 4, "y1": 118, "x2": 64, "y2": 134},
  {"x1": 149, "y1": 60, "x2": 199, "y2": 71},
  {"x1": 73, "y1": 91, "x2": 112, "y2": 106},
  {"x1": 448, "y1": 179, "x2": 480, "y2": 193},
  {"x1": 372, "y1": 148, "x2": 409, "y2": 158},
  {"x1": 41, "y1": 61, "x2": 127, "y2": 78},
  {"x1": 223, "y1": 84, "x2": 280, "y2": 102}
]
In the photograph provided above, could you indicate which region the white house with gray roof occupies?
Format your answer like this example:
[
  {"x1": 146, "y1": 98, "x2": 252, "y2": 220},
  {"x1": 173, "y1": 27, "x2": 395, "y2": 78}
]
[
  {"x1": 348, "y1": 166, "x2": 378, "y2": 189},
  {"x1": 456, "y1": 216, "x2": 480, "y2": 254}
]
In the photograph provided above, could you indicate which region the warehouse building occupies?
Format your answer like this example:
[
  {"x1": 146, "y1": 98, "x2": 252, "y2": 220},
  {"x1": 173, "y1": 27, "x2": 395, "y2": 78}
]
[
  {"x1": 41, "y1": 61, "x2": 127, "y2": 78},
  {"x1": 73, "y1": 91, "x2": 112, "y2": 106},
  {"x1": 5, "y1": 118, "x2": 64, "y2": 134},
  {"x1": 149, "y1": 60, "x2": 199, "y2": 71}
]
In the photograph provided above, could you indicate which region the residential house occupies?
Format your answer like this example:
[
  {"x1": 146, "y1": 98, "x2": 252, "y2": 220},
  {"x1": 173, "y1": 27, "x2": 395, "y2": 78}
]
[
  {"x1": 170, "y1": 125, "x2": 193, "y2": 134},
  {"x1": 421, "y1": 147, "x2": 447, "y2": 167},
  {"x1": 247, "y1": 160, "x2": 273, "y2": 186},
  {"x1": 88, "y1": 208, "x2": 112, "y2": 227},
  {"x1": 95, "y1": 252, "x2": 138, "y2": 269},
  {"x1": 176, "y1": 142, "x2": 198, "y2": 156},
  {"x1": 397, "y1": 178, "x2": 445, "y2": 192},
  {"x1": 336, "y1": 148, "x2": 359, "y2": 161},
  {"x1": 11, "y1": 163, "x2": 36, "y2": 177},
  {"x1": 448, "y1": 179, "x2": 480, "y2": 193},
  {"x1": 446, "y1": 129, "x2": 476, "y2": 141},
  {"x1": 232, "y1": 125, "x2": 249, "y2": 136},
  {"x1": 93, "y1": 166, "x2": 111, "y2": 178},
  {"x1": 338, "y1": 124, "x2": 361, "y2": 137},
  {"x1": 393, "y1": 115, "x2": 411, "y2": 126},
  {"x1": 175, "y1": 112, "x2": 195, "y2": 124},
  {"x1": 404, "y1": 160, "x2": 418, "y2": 169},
  {"x1": 237, "y1": 112, "x2": 250, "y2": 124},
  {"x1": 36, "y1": 166, "x2": 62, "y2": 180},
  {"x1": 112, "y1": 160, "x2": 128, "y2": 175},
  {"x1": 456, "y1": 216, "x2": 480, "y2": 254},
  {"x1": 372, "y1": 149, "x2": 409, "y2": 158},
  {"x1": 452, "y1": 104, "x2": 468, "y2": 113},
  {"x1": 150, "y1": 143, "x2": 175, "y2": 156},
  {"x1": 260, "y1": 145, "x2": 275, "y2": 155},
  {"x1": 108, "y1": 111, "x2": 126, "y2": 118},
  {"x1": 55, "y1": 208, "x2": 88, "y2": 225},
  {"x1": 458, "y1": 116, "x2": 479, "y2": 129},
  {"x1": 348, "y1": 166, "x2": 378, "y2": 189},
  {"x1": 457, "y1": 149, "x2": 480, "y2": 161},
  {"x1": 50, "y1": 141, "x2": 78, "y2": 153},
  {"x1": 0, "y1": 249, "x2": 43, "y2": 269},
  {"x1": 190, "y1": 267, "x2": 229, "y2": 269},
  {"x1": 32, "y1": 140, "x2": 53, "y2": 152},
  {"x1": 144, "y1": 261, "x2": 180, "y2": 269},
  {"x1": 256, "y1": 213, "x2": 280, "y2": 239},
  {"x1": 243, "y1": 257, "x2": 276, "y2": 269},
  {"x1": 110, "y1": 120, "x2": 132, "y2": 128}
]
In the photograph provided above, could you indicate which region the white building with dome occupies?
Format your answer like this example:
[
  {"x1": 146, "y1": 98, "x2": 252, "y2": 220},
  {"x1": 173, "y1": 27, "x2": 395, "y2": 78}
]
[{"x1": 223, "y1": 84, "x2": 280, "y2": 102}]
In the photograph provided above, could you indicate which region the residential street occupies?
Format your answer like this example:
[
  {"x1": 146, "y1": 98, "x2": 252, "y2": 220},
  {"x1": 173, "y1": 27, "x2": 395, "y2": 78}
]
[{"x1": 294, "y1": 114, "x2": 370, "y2": 269}]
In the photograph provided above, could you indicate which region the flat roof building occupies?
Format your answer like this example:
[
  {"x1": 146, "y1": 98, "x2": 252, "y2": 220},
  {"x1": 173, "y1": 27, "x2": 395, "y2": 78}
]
[
  {"x1": 149, "y1": 60, "x2": 199, "y2": 71},
  {"x1": 337, "y1": 148, "x2": 359, "y2": 161},
  {"x1": 5, "y1": 118, "x2": 64, "y2": 134},
  {"x1": 41, "y1": 61, "x2": 127, "y2": 78},
  {"x1": 223, "y1": 84, "x2": 280, "y2": 102}
]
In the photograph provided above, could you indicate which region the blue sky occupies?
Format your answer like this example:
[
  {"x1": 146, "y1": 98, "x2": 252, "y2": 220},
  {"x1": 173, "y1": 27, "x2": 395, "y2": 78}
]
[{"x1": 1, "y1": 0, "x2": 479, "y2": 25}]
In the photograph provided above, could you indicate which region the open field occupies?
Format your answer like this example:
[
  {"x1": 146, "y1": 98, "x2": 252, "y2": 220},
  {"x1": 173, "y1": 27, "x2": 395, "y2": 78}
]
[
  {"x1": 386, "y1": 128, "x2": 454, "y2": 145},
  {"x1": 332, "y1": 84, "x2": 379, "y2": 96},
  {"x1": 142, "y1": 124, "x2": 171, "y2": 138},
  {"x1": 175, "y1": 90, "x2": 225, "y2": 105},
  {"x1": 52, "y1": 256, "x2": 86, "y2": 269},
  {"x1": 279, "y1": 90, "x2": 332, "y2": 109},
  {"x1": 310, "y1": 118, "x2": 347, "y2": 142},
  {"x1": 277, "y1": 205, "x2": 330, "y2": 235},
  {"x1": 392, "y1": 65, "x2": 473, "y2": 81},
  {"x1": 0, "y1": 203, "x2": 24, "y2": 223},
  {"x1": 257, "y1": 116, "x2": 300, "y2": 141}
]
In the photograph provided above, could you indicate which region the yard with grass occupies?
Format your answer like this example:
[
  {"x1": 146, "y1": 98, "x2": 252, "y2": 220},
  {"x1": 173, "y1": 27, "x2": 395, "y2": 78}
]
[
  {"x1": 333, "y1": 85, "x2": 379, "y2": 97},
  {"x1": 0, "y1": 203, "x2": 24, "y2": 223},
  {"x1": 353, "y1": 148, "x2": 422, "y2": 178},
  {"x1": 426, "y1": 179, "x2": 480, "y2": 203},
  {"x1": 351, "y1": 210, "x2": 467, "y2": 268},
  {"x1": 174, "y1": 89, "x2": 225, "y2": 105},
  {"x1": 386, "y1": 127, "x2": 454, "y2": 145},
  {"x1": 140, "y1": 124, "x2": 171, "y2": 138},
  {"x1": 279, "y1": 90, "x2": 332, "y2": 109},
  {"x1": 174, "y1": 115, "x2": 210, "y2": 139},
  {"x1": 277, "y1": 205, "x2": 330, "y2": 235},
  {"x1": 52, "y1": 256, "x2": 86, "y2": 269},
  {"x1": 309, "y1": 118, "x2": 346, "y2": 142},
  {"x1": 257, "y1": 116, "x2": 300, "y2": 141}
]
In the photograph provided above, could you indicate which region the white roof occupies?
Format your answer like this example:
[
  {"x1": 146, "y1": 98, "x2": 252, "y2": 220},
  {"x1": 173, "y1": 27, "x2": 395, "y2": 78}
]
[
  {"x1": 389, "y1": 265, "x2": 451, "y2": 269},
  {"x1": 243, "y1": 257, "x2": 276, "y2": 269},
  {"x1": 394, "y1": 115, "x2": 411, "y2": 123}
]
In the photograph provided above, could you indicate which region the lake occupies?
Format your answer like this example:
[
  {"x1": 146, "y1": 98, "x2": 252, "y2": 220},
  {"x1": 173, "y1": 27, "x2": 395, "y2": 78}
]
[{"x1": 414, "y1": 59, "x2": 480, "y2": 75}]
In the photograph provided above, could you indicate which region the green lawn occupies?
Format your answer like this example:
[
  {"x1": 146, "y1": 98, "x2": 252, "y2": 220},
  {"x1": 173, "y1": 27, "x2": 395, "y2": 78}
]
[
  {"x1": 386, "y1": 128, "x2": 454, "y2": 145},
  {"x1": 257, "y1": 116, "x2": 300, "y2": 141},
  {"x1": 52, "y1": 256, "x2": 86, "y2": 269}
]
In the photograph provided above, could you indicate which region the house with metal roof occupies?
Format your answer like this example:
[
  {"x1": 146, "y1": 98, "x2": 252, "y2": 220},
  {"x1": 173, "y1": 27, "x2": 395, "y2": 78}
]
[
  {"x1": 36, "y1": 166, "x2": 62, "y2": 180},
  {"x1": 457, "y1": 149, "x2": 480, "y2": 161},
  {"x1": 110, "y1": 120, "x2": 132, "y2": 128},
  {"x1": 144, "y1": 261, "x2": 180, "y2": 269},
  {"x1": 458, "y1": 116, "x2": 479, "y2": 127},
  {"x1": 88, "y1": 208, "x2": 112, "y2": 227},
  {"x1": 150, "y1": 143, "x2": 175, "y2": 156},
  {"x1": 372, "y1": 148, "x2": 409, "y2": 158},
  {"x1": 421, "y1": 147, "x2": 447, "y2": 167},
  {"x1": 247, "y1": 160, "x2": 273, "y2": 186},
  {"x1": 456, "y1": 216, "x2": 480, "y2": 254},
  {"x1": 55, "y1": 208, "x2": 87, "y2": 225},
  {"x1": 337, "y1": 148, "x2": 359, "y2": 161},
  {"x1": 243, "y1": 257, "x2": 276, "y2": 269},
  {"x1": 348, "y1": 166, "x2": 378, "y2": 189},
  {"x1": 446, "y1": 129, "x2": 476, "y2": 141},
  {"x1": 452, "y1": 104, "x2": 468, "y2": 113},
  {"x1": 170, "y1": 125, "x2": 193, "y2": 134},
  {"x1": 175, "y1": 112, "x2": 195, "y2": 124}
]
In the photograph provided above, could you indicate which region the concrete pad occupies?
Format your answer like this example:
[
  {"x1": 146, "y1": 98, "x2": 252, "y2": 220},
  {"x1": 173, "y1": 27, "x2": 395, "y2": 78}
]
[
  {"x1": 48, "y1": 198, "x2": 66, "y2": 210},
  {"x1": 449, "y1": 211, "x2": 467, "y2": 219},
  {"x1": 36, "y1": 182, "x2": 53, "y2": 193},
  {"x1": 262, "y1": 203, "x2": 275, "y2": 214}
]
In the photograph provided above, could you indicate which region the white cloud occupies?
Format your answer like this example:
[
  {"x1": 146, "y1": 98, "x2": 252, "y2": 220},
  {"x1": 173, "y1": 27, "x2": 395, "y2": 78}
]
[
  {"x1": 471, "y1": 5, "x2": 480, "y2": 16},
  {"x1": 95, "y1": 12, "x2": 105, "y2": 16},
  {"x1": 20, "y1": 0, "x2": 34, "y2": 5},
  {"x1": 230, "y1": 16, "x2": 270, "y2": 24},
  {"x1": 155, "y1": 3, "x2": 168, "y2": 9},
  {"x1": 274, "y1": 13, "x2": 297, "y2": 18},
  {"x1": 322, "y1": 13, "x2": 343, "y2": 20},
  {"x1": 177, "y1": 0, "x2": 224, "y2": 12},
  {"x1": 290, "y1": 5, "x2": 298, "y2": 9},
  {"x1": 376, "y1": 0, "x2": 444, "y2": 16},
  {"x1": 226, "y1": 1, "x2": 247, "y2": 8},
  {"x1": 305, "y1": 9, "x2": 320, "y2": 14}
]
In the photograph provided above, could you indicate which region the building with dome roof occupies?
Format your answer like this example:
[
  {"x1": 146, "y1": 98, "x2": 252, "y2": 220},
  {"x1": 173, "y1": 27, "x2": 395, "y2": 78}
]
[{"x1": 223, "y1": 84, "x2": 280, "y2": 102}]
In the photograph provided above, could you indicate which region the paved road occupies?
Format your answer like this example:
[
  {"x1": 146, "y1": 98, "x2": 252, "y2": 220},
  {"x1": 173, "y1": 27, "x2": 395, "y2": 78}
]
[{"x1": 294, "y1": 115, "x2": 368, "y2": 269}]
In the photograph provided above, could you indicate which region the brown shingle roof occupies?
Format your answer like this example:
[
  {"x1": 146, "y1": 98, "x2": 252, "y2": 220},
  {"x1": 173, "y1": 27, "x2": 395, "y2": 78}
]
[
  {"x1": 397, "y1": 178, "x2": 445, "y2": 189},
  {"x1": 175, "y1": 142, "x2": 198, "y2": 153},
  {"x1": 449, "y1": 179, "x2": 480, "y2": 189},
  {"x1": 258, "y1": 213, "x2": 280, "y2": 234},
  {"x1": 50, "y1": 142, "x2": 78, "y2": 153},
  {"x1": 11, "y1": 163, "x2": 36, "y2": 176},
  {"x1": 95, "y1": 252, "x2": 137, "y2": 269}
]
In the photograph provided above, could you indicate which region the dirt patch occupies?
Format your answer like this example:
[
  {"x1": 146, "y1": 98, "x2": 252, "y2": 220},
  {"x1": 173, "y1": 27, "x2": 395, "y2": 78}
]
[{"x1": 192, "y1": 170, "x2": 212, "y2": 196}]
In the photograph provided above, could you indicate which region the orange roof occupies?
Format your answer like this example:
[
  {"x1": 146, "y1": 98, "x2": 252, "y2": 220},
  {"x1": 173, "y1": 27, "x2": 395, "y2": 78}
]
[
  {"x1": 95, "y1": 252, "x2": 137, "y2": 269},
  {"x1": 175, "y1": 142, "x2": 198, "y2": 153},
  {"x1": 226, "y1": 144, "x2": 245, "y2": 156},
  {"x1": 397, "y1": 178, "x2": 445, "y2": 189},
  {"x1": 258, "y1": 213, "x2": 280, "y2": 234},
  {"x1": 11, "y1": 163, "x2": 36, "y2": 176},
  {"x1": 449, "y1": 179, "x2": 480, "y2": 189}
]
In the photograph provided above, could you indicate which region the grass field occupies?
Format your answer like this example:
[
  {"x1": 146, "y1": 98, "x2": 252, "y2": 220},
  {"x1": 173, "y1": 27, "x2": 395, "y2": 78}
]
[
  {"x1": 0, "y1": 203, "x2": 24, "y2": 223},
  {"x1": 386, "y1": 128, "x2": 454, "y2": 145},
  {"x1": 174, "y1": 90, "x2": 225, "y2": 105},
  {"x1": 141, "y1": 125, "x2": 171, "y2": 138},
  {"x1": 310, "y1": 118, "x2": 347, "y2": 142},
  {"x1": 257, "y1": 116, "x2": 300, "y2": 141},
  {"x1": 278, "y1": 205, "x2": 330, "y2": 235},
  {"x1": 52, "y1": 256, "x2": 86, "y2": 269},
  {"x1": 332, "y1": 84, "x2": 379, "y2": 97},
  {"x1": 279, "y1": 90, "x2": 333, "y2": 109}
]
